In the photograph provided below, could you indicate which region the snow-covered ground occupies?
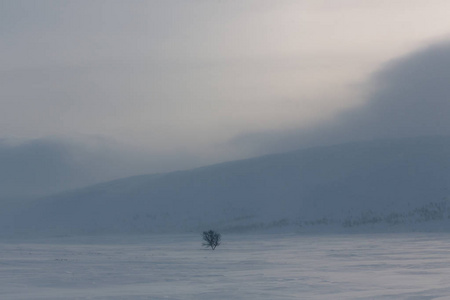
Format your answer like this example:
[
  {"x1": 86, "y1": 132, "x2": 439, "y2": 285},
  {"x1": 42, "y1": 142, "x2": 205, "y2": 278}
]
[{"x1": 2, "y1": 233, "x2": 450, "y2": 299}]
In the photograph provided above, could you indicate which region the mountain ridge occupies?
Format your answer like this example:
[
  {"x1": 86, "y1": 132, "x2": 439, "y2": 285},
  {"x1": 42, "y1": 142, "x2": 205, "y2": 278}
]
[{"x1": 5, "y1": 135, "x2": 450, "y2": 236}]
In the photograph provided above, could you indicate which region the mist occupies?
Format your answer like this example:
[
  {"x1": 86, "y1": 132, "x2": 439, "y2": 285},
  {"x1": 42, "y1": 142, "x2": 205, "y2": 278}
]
[
  {"x1": 231, "y1": 40, "x2": 450, "y2": 155},
  {"x1": 2, "y1": 1, "x2": 450, "y2": 198}
]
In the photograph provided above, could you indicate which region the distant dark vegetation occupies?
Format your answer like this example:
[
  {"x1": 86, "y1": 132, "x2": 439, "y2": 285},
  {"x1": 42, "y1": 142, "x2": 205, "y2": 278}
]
[
  {"x1": 288, "y1": 200, "x2": 450, "y2": 230},
  {"x1": 115, "y1": 200, "x2": 450, "y2": 233},
  {"x1": 341, "y1": 200, "x2": 450, "y2": 228},
  {"x1": 209, "y1": 200, "x2": 450, "y2": 232}
]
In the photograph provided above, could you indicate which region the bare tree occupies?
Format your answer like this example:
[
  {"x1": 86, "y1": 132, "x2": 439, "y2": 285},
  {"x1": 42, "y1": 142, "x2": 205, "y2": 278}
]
[{"x1": 202, "y1": 230, "x2": 221, "y2": 250}]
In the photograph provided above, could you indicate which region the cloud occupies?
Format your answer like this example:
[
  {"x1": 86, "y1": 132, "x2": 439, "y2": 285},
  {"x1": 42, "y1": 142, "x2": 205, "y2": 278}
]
[
  {"x1": 230, "y1": 40, "x2": 450, "y2": 154},
  {"x1": 0, "y1": 138, "x2": 87, "y2": 198},
  {"x1": 0, "y1": 137, "x2": 139, "y2": 199},
  {"x1": 0, "y1": 135, "x2": 223, "y2": 199},
  {"x1": 355, "y1": 41, "x2": 450, "y2": 138},
  {"x1": 4, "y1": 1, "x2": 448, "y2": 156},
  {"x1": 2, "y1": 1, "x2": 450, "y2": 193}
]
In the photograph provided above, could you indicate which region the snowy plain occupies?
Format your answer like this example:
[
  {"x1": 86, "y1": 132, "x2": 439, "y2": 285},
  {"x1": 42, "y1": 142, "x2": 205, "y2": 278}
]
[{"x1": 2, "y1": 233, "x2": 450, "y2": 300}]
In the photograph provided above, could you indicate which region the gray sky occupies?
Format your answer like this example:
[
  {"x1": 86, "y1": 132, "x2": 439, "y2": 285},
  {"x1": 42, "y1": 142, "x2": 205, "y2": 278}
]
[
  {"x1": 231, "y1": 40, "x2": 450, "y2": 154},
  {"x1": 2, "y1": 0, "x2": 450, "y2": 195}
]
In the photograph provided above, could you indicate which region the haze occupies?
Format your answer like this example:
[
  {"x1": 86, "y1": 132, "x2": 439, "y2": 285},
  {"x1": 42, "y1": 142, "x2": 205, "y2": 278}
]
[{"x1": 2, "y1": 0, "x2": 450, "y2": 197}]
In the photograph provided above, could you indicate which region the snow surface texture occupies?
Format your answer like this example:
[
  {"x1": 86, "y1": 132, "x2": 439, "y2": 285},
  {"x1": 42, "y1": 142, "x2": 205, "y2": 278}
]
[
  {"x1": 2, "y1": 233, "x2": 450, "y2": 299},
  {"x1": 3, "y1": 136, "x2": 450, "y2": 236}
]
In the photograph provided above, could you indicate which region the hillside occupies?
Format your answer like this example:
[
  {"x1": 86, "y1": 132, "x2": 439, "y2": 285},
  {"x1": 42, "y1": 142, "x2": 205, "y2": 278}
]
[{"x1": 5, "y1": 136, "x2": 450, "y2": 236}]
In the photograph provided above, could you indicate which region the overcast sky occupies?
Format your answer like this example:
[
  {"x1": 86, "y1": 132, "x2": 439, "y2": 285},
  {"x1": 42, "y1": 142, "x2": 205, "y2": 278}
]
[{"x1": 2, "y1": 0, "x2": 450, "y2": 193}]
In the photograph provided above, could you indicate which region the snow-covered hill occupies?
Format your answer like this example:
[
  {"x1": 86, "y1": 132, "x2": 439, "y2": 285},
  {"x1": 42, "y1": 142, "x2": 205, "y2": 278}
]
[{"x1": 6, "y1": 136, "x2": 450, "y2": 235}]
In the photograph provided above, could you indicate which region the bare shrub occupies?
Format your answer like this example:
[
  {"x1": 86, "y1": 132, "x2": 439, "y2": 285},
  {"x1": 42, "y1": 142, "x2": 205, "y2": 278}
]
[{"x1": 202, "y1": 230, "x2": 221, "y2": 250}]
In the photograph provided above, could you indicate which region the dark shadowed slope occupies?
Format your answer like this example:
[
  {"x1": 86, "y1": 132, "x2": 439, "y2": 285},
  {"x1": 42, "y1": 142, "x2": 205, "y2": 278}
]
[{"x1": 6, "y1": 136, "x2": 450, "y2": 235}]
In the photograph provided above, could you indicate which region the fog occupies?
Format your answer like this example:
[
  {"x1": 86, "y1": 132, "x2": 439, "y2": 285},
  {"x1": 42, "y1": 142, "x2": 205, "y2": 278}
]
[
  {"x1": 2, "y1": 1, "x2": 450, "y2": 197},
  {"x1": 231, "y1": 41, "x2": 450, "y2": 155}
]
